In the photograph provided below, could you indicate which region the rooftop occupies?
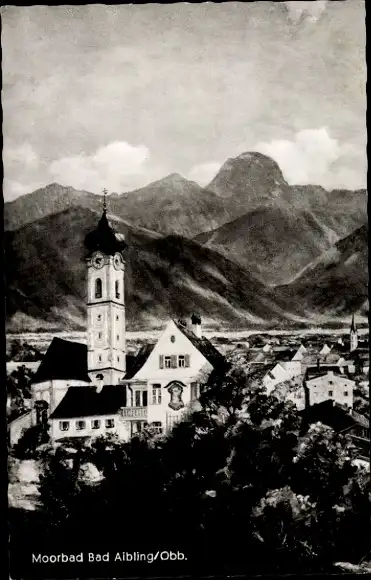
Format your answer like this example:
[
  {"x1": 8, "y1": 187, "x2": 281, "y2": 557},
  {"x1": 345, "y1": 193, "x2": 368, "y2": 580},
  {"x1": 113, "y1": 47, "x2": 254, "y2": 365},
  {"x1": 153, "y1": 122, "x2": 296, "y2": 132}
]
[
  {"x1": 50, "y1": 385, "x2": 127, "y2": 419},
  {"x1": 300, "y1": 399, "x2": 368, "y2": 432},
  {"x1": 32, "y1": 338, "x2": 91, "y2": 384}
]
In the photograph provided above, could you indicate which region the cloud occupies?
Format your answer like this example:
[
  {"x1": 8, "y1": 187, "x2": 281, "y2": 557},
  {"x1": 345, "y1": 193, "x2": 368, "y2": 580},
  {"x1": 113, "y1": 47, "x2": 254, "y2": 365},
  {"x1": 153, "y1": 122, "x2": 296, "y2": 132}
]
[
  {"x1": 255, "y1": 127, "x2": 365, "y2": 190},
  {"x1": 285, "y1": 1, "x2": 328, "y2": 24},
  {"x1": 284, "y1": 0, "x2": 328, "y2": 24},
  {"x1": 187, "y1": 162, "x2": 221, "y2": 186},
  {"x1": 49, "y1": 141, "x2": 151, "y2": 193},
  {"x1": 3, "y1": 143, "x2": 39, "y2": 170},
  {"x1": 3, "y1": 143, "x2": 46, "y2": 201}
]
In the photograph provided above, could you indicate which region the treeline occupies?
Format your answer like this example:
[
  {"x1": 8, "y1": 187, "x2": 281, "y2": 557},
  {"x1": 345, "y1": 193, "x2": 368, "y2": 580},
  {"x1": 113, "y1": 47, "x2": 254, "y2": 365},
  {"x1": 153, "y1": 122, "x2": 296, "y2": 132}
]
[{"x1": 10, "y1": 360, "x2": 370, "y2": 576}]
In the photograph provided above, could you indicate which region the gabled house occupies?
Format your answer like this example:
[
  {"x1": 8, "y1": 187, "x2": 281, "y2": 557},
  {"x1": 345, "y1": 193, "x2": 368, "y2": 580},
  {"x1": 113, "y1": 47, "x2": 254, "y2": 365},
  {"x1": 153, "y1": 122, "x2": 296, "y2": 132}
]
[
  {"x1": 304, "y1": 366, "x2": 355, "y2": 409},
  {"x1": 262, "y1": 363, "x2": 288, "y2": 394}
]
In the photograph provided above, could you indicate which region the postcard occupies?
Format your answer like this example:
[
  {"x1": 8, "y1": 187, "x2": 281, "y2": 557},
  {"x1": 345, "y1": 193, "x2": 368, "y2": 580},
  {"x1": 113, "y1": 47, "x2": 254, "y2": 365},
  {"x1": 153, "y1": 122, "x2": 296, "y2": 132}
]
[{"x1": 4, "y1": 2, "x2": 369, "y2": 578}]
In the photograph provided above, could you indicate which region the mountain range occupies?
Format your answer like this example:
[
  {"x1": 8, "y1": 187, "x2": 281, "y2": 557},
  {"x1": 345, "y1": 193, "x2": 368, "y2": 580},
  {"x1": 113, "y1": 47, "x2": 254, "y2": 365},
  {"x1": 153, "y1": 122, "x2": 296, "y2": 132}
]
[{"x1": 4, "y1": 151, "x2": 368, "y2": 331}]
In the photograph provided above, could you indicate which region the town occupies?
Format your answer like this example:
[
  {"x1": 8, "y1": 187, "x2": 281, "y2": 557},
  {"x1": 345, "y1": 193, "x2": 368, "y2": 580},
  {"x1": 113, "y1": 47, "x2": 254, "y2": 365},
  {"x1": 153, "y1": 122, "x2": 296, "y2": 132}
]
[{"x1": 7, "y1": 198, "x2": 370, "y2": 465}]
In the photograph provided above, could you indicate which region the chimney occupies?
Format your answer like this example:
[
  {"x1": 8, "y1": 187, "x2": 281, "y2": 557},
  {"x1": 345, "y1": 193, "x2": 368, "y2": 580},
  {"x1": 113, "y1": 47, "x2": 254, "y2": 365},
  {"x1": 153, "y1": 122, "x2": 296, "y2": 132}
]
[{"x1": 191, "y1": 313, "x2": 202, "y2": 338}]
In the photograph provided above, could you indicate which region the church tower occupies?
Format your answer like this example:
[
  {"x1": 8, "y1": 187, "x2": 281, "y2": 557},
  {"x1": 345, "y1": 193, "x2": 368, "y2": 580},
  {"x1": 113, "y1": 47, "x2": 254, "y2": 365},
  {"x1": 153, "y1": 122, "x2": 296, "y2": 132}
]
[
  {"x1": 84, "y1": 191, "x2": 127, "y2": 385},
  {"x1": 350, "y1": 313, "x2": 358, "y2": 353}
]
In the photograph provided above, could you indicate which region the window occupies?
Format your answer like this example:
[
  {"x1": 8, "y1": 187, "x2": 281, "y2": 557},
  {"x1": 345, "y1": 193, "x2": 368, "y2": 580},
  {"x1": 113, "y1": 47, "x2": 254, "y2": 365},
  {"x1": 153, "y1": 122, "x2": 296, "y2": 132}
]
[
  {"x1": 115, "y1": 280, "x2": 120, "y2": 299},
  {"x1": 99, "y1": 355, "x2": 102, "y2": 362},
  {"x1": 170, "y1": 335, "x2": 176, "y2": 343},
  {"x1": 329, "y1": 380, "x2": 333, "y2": 385},
  {"x1": 152, "y1": 385, "x2": 162, "y2": 405},
  {"x1": 328, "y1": 390, "x2": 333, "y2": 397},
  {"x1": 98, "y1": 332, "x2": 102, "y2": 339},
  {"x1": 59, "y1": 421, "x2": 69, "y2": 432},
  {"x1": 105, "y1": 419, "x2": 115, "y2": 429},
  {"x1": 151, "y1": 421, "x2": 163, "y2": 434},
  {"x1": 116, "y1": 315, "x2": 119, "y2": 321},
  {"x1": 135, "y1": 391, "x2": 141, "y2": 407},
  {"x1": 117, "y1": 356, "x2": 120, "y2": 363},
  {"x1": 178, "y1": 355, "x2": 185, "y2": 368},
  {"x1": 76, "y1": 420, "x2": 86, "y2": 430},
  {"x1": 97, "y1": 314, "x2": 102, "y2": 322},
  {"x1": 95, "y1": 278, "x2": 102, "y2": 299},
  {"x1": 117, "y1": 335, "x2": 120, "y2": 341},
  {"x1": 165, "y1": 356, "x2": 172, "y2": 368},
  {"x1": 143, "y1": 390, "x2": 148, "y2": 407},
  {"x1": 344, "y1": 391, "x2": 348, "y2": 396},
  {"x1": 91, "y1": 419, "x2": 101, "y2": 429}
]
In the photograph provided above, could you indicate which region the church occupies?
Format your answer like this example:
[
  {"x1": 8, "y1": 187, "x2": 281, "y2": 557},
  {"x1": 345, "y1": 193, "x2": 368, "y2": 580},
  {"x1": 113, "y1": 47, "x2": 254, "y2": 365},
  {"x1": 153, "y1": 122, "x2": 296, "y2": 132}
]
[{"x1": 31, "y1": 197, "x2": 224, "y2": 442}]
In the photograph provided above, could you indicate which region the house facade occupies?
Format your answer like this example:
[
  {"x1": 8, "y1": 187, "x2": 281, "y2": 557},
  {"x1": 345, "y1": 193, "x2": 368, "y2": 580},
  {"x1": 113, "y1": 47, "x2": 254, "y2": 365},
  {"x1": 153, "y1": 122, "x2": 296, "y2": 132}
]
[{"x1": 305, "y1": 369, "x2": 355, "y2": 408}]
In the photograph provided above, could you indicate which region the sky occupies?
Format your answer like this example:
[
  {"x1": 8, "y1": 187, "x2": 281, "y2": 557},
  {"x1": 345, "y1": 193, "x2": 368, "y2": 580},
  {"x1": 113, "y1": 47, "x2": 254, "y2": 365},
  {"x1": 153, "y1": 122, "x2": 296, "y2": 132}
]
[{"x1": 2, "y1": 1, "x2": 366, "y2": 201}]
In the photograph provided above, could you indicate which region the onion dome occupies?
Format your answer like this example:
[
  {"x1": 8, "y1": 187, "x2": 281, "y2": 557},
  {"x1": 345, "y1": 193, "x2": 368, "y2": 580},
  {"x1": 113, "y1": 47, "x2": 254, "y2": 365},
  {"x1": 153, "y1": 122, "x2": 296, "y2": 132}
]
[{"x1": 84, "y1": 190, "x2": 126, "y2": 256}]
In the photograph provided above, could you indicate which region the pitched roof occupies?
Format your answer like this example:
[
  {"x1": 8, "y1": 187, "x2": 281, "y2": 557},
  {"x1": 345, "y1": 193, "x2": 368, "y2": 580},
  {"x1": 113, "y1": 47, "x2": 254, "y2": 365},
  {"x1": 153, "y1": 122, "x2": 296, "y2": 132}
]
[
  {"x1": 305, "y1": 365, "x2": 347, "y2": 381},
  {"x1": 299, "y1": 400, "x2": 367, "y2": 432},
  {"x1": 124, "y1": 344, "x2": 155, "y2": 379},
  {"x1": 173, "y1": 320, "x2": 225, "y2": 368},
  {"x1": 32, "y1": 338, "x2": 91, "y2": 384},
  {"x1": 275, "y1": 349, "x2": 296, "y2": 362},
  {"x1": 50, "y1": 385, "x2": 127, "y2": 419}
]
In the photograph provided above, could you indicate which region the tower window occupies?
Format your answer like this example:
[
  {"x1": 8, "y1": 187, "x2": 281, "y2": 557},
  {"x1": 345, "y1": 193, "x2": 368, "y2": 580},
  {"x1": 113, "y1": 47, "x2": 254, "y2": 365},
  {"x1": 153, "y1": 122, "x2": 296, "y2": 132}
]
[
  {"x1": 95, "y1": 278, "x2": 102, "y2": 299},
  {"x1": 117, "y1": 356, "x2": 120, "y2": 363},
  {"x1": 328, "y1": 390, "x2": 333, "y2": 397},
  {"x1": 344, "y1": 391, "x2": 348, "y2": 396},
  {"x1": 117, "y1": 335, "x2": 120, "y2": 341},
  {"x1": 98, "y1": 332, "x2": 102, "y2": 339},
  {"x1": 99, "y1": 355, "x2": 102, "y2": 362},
  {"x1": 115, "y1": 280, "x2": 120, "y2": 299},
  {"x1": 116, "y1": 315, "x2": 119, "y2": 321}
]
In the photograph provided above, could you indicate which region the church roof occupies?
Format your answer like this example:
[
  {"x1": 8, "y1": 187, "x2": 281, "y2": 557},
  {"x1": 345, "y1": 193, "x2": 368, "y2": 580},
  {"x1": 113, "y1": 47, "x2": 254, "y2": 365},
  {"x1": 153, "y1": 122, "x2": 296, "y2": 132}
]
[
  {"x1": 50, "y1": 385, "x2": 127, "y2": 419},
  {"x1": 84, "y1": 209, "x2": 126, "y2": 256},
  {"x1": 173, "y1": 320, "x2": 225, "y2": 368},
  {"x1": 32, "y1": 338, "x2": 91, "y2": 384}
]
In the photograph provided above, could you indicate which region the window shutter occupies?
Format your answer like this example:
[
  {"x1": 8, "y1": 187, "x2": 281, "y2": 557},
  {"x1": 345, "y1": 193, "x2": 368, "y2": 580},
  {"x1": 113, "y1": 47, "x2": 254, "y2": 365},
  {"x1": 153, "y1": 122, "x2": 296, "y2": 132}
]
[
  {"x1": 171, "y1": 355, "x2": 177, "y2": 368},
  {"x1": 185, "y1": 354, "x2": 190, "y2": 367},
  {"x1": 159, "y1": 355, "x2": 164, "y2": 369}
]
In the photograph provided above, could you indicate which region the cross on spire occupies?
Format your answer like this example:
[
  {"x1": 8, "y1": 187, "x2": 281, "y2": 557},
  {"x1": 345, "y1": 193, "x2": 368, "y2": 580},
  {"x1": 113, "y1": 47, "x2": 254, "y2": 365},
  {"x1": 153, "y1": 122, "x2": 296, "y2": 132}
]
[{"x1": 103, "y1": 188, "x2": 108, "y2": 214}]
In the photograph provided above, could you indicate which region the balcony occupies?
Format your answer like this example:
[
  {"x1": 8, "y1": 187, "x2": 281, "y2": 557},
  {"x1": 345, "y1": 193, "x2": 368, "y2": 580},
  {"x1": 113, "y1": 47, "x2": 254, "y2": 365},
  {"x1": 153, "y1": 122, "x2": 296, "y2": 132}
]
[{"x1": 121, "y1": 407, "x2": 147, "y2": 419}]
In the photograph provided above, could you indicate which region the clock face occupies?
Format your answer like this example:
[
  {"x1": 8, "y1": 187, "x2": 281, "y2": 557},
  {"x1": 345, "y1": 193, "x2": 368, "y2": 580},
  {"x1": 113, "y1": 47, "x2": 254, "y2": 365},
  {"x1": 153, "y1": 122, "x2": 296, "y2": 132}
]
[
  {"x1": 92, "y1": 252, "x2": 105, "y2": 269},
  {"x1": 113, "y1": 253, "x2": 123, "y2": 270}
]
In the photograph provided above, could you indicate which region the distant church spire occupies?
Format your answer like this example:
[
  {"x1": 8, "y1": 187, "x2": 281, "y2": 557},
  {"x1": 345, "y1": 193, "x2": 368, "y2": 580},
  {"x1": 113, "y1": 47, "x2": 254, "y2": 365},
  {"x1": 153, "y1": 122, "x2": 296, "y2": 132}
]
[
  {"x1": 350, "y1": 313, "x2": 358, "y2": 352},
  {"x1": 350, "y1": 313, "x2": 357, "y2": 333}
]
